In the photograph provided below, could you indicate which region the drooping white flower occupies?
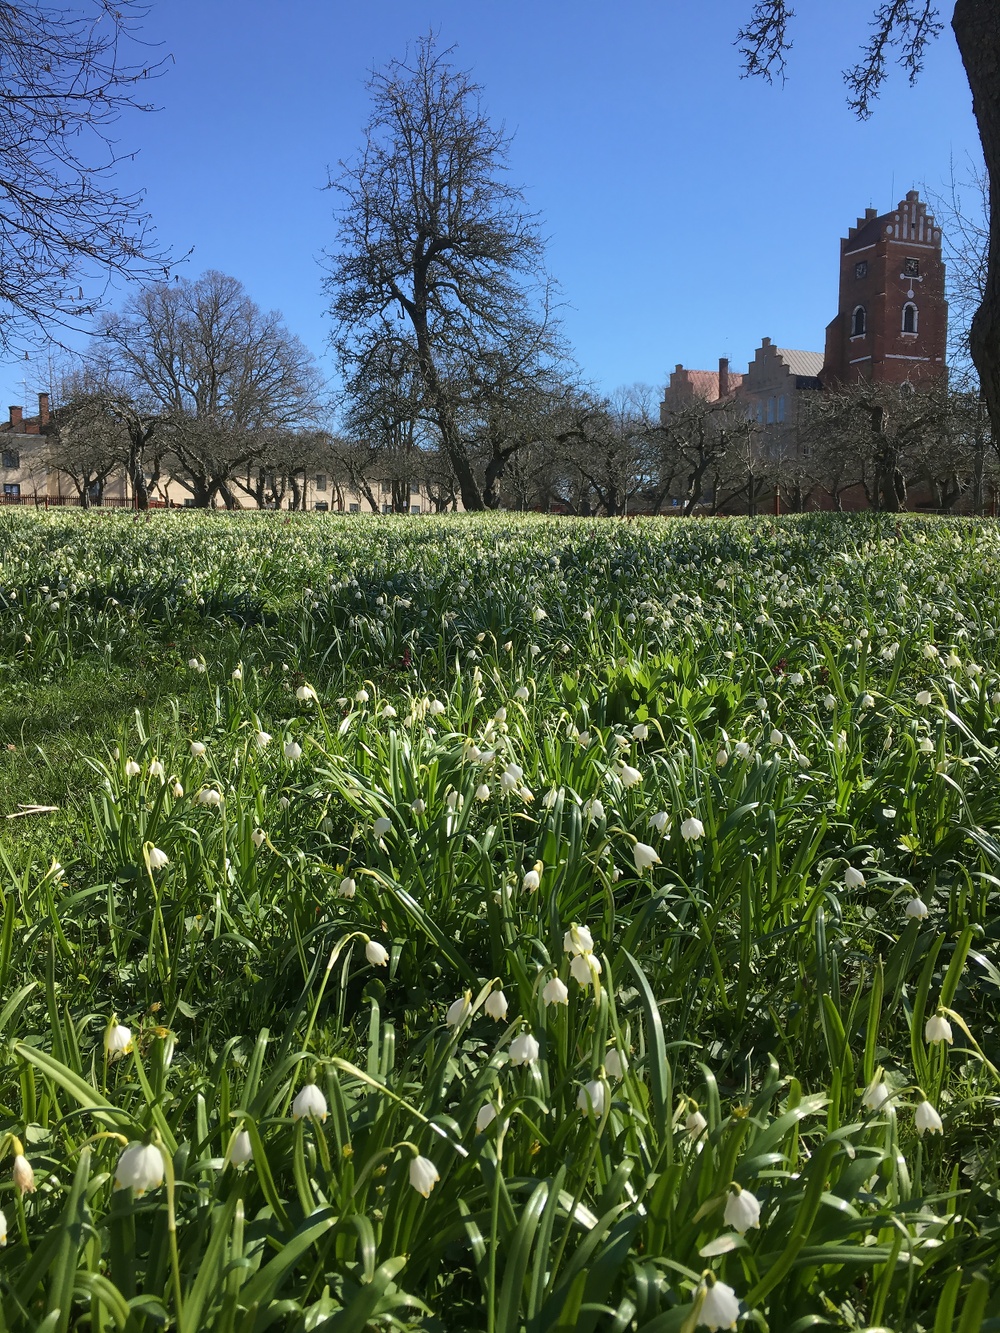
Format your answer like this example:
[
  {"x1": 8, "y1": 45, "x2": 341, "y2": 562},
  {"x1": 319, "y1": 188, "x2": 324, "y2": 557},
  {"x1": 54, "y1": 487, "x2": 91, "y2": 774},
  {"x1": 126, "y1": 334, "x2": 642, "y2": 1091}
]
[
  {"x1": 12, "y1": 1153, "x2": 34, "y2": 1196},
  {"x1": 146, "y1": 845, "x2": 169, "y2": 870},
  {"x1": 475, "y1": 783, "x2": 490, "y2": 801},
  {"x1": 427, "y1": 699, "x2": 445, "y2": 715},
  {"x1": 114, "y1": 1142, "x2": 164, "y2": 1195},
  {"x1": 789, "y1": 672, "x2": 804, "y2": 686},
  {"x1": 365, "y1": 940, "x2": 389, "y2": 967},
  {"x1": 409, "y1": 1155, "x2": 440, "y2": 1197},
  {"x1": 619, "y1": 763, "x2": 642, "y2": 789},
  {"x1": 905, "y1": 897, "x2": 928, "y2": 919},
  {"x1": 843, "y1": 866, "x2": 865, "y2": 889},
  {"x1": 915, "y1": 1100, "x2": 943, "y2": 1135},
  {"x1": 514, "y1": 686, "x2": 530, "y2": 701},
  {"x1": 256, "y1": 730, "x2": 272, "y2": 749},
  {"x1": 382, "y1": 704, "x2": 397, "y2": 719},
  {"x1": 124, "y1": 760, "x2": 141, "y2": 778},
  {"x1": 445, "y1": 790, "x2": 463, "y2": 811},
  {"x1": 734, "y1": 741, "x2": 751, "y2": 759},
  {"x1": 634, "y1": 842, "x2": 660, "y2": 873},
  {"x1": 563, "y1": 923, "x2": 594, "y2": 955},
  {"x1": 476, "y1": 1103, "x2": 497, "y2": 1132},
  {"x1": 647, "y1": 810, "x2": 668, "y2": 832},
  {"x1": 523, "y1": 867, "x2": 541, "y2": 892},
  {"x1": 685, "y1": 1109, "x2": 708, "y2": 1138},
  {"x1": 531, "y1": 607, "x2": 547, "y2": 623},
  {"x1": 925, "y1": 1013, "x2": 953, "y2": 1045},
  {"x1": 229, "y1": 1129, "x2": 254, "y2": 1165},
  {"x1": 373, "y1": 816, "x2": 392, "y2": 837},
  {"x1": 231, "y1": 667, "x2": 242, "y2": 681},
  {"x1": 446, "y1": 994, "x2": 472, "y2": 1027},
  {"x1": 584, "y1": 798, "x2": 605, "y2": 823},
  {"x1": 355, "y1": 689, "x2": 370, "y2": 704},
  {"x1": 292, "y1": 1084, "x2": 328, "y2": 1121},
  {"x1": 171, "y1": 780, "x2": 184, "y2": 798},
  {"x1": 509, "y1": 1032, "x2": 539, "y2": 1065},
  {"x1": 680, "y1": 817, "x2": 705, "y2": 842},
  {"x1": 862, "y1": 1078, "x2": 889, "y2": 1110},
  {"x1": 187, "y1": 657, "x2": 203, "y2": 672},
  {"x1": 716, "y1": 749, "x2": 729, "y2": 767},
  {"x1": 190, "y1": 741, "x2": 206, "y2": 758},
  {"x1": 197, "y1": 787, "x2": 222, "y2": 807},
  {"x1": 769, "y1": 728, "x2": 783, "y2": 747},
  {"x1": 296, "y1": 684, "x2": 316, "y2": 703},
  {"x1": 283, "y1": 740, "x2": 302, "y2": 761},
  {"x1": 577, "y1": 1079, "x2": 606, "y2": 1116},
  {"x1": 494, "y1": 706, "x2": 507, "y2": 724},
  {"x1": 148, "y1": 760, "x2": 164, "y2": 779},
  {"x1": 860, "y1": 693, "x2": 875, "y2": 709},
  {"x1": 697, "y1": 1275, "x2": 741, "y2": 1331},
  {"x1": 0, "y1": 1209, "x2": 7, "y2": 1246},
  {"x1": 104, "y1": 1022, "x2": 132, "y2": 1060},
  {"x1": 251, "y1": 828, "x2": 266, "y2": 848},
  {"x1": 338, "y1": 876, "x2": 356, "y2": 898},
  {"x1": 542, "y1": 976, "x2": 569, "y2": 1006},
  {"x1": 484, "y1": 989, "x2": 508, "y2": 1021},
  {"x1": 632, "y1": 723, "x2": 648, "y2": 741},
  {"x1": 569, "y1": 952, "x2": 602, "y2": 987},
  {"x1": 723, "y1": 1185, "x2": 761, "y2": 1233},
  {"x1": 916, "y1": 690, "x2": 932, "y2": 706},
  {"x1": 604, "y1": 1048, "x2": 625, "y2": 1079}
]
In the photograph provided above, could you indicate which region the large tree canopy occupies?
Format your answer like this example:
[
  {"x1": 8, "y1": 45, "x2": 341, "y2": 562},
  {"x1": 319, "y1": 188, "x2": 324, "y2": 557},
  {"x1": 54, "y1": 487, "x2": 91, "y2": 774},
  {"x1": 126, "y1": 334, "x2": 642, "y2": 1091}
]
[
  {"x1": 737, "y1": 0, "x2": 1000, "y2": 468},
  {"x1": 324, "y1": 34, "x2": 563, "y2": 511}
]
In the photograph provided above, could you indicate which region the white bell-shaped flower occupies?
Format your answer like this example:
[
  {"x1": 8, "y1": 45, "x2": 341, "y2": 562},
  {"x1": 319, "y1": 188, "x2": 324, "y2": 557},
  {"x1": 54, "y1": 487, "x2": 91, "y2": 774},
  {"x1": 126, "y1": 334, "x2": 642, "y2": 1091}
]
[
  {"x1": 569, "y1": 952, "x2": 602, "y2": 987},
  {"x1": 283, "y1": 740, "x2": 302, "y2": 761},
  {"x1": 542, "y1": 976, "x2": 569, "y2": 1006},
  {"x1": 229, "y1": 1130, "x2": 254, "y2": 1165},
  {"x1": 685, "y1": 1109, "x2": 708, "y2": 1138},
  {"x1": 563, "y1": 923, "x2": 594, "y2": 955},
  {"x1": 476, "y1": 1103, "x2": 497, "y2": 1132},
  {"x1": 914, "y1": 1100, "x2": 943, "y2": 1135},
  {"x1": 905, "y1": 897, "x2": 928, "y2": 919},
  {"x1": 365, "y1": 940, "x2": 389, "y2": 967},
  {"x1": 409, "y1": 1154, "x2": 440, "y2": 1197},
  {"x1": 634, "y1": 842, "x2": 660, "y2": 872},
  {"x1": 190, "y1": 741, "x2": 206, "y2": 758},
  {"x1": 577, "y1": 1079, "x2": 605, "y2": 1116},
  {"x1": 604, "y1": 1048, "x2": 625, "y2": 1079},
  {"x1": 509, "y1": 1032, "x2": 539, "y2": 1065},
  {"x1": 484, "y1": 989, "x2": 508, "y2": 1021},
  {"x1": 680, "y1": 817, "x2": 705, "y2": 842},
  {"x1": 114, "y1": 1142, "x2": 164, "y2": 1195},
  {"x1": 124, "y1": 760, "x2": 140, "y2": 778},
  {"x1": 12, "y1": 1153, "x2": 35, "y2": 1196},
  {"x1": 338, "y1": 876, "x2": 356, "y2": 898},
  {"x1": 291, "y1": 1083, "x2": 328, "y2": 1121},
  {"x1": 619, "y1": 763, "x2": 642, "y2": 789},
  {"x1": 697, "y1": 1275, "x2": 740, "y2": 1331},
  {"x1": 843, "y1": 866, "x2": 865, "y2": 888},
  {"x1": 446, "y1": 994, "x2": 472, "y2": 1027},
  {"x1": 146, "y1": 845, "x2": 169, "y2": 870},
  {"x1": 925, "y1": 1013, "x2": 953, "y2": 1045},
  {"x1": 104, "y1": 1022, "x2": 132, "y2": 1060},
  {"x1": 723, "y1": 1184, "x2": 761, "y2": 1233}
]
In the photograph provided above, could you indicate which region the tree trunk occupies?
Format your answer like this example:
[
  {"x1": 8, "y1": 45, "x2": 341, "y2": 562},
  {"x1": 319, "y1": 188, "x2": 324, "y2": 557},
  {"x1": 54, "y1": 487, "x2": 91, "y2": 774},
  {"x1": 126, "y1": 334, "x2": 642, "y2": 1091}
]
[{"x1": 953, "y1": 0, "x2": 1000, "y2": 453}]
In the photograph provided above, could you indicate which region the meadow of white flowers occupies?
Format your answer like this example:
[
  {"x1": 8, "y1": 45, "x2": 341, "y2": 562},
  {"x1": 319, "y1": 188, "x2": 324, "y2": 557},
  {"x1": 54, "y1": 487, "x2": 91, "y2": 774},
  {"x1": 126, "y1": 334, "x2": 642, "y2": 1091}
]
[{"x1": 0, "y1": 509, "x2": 997, "y2": 1331}]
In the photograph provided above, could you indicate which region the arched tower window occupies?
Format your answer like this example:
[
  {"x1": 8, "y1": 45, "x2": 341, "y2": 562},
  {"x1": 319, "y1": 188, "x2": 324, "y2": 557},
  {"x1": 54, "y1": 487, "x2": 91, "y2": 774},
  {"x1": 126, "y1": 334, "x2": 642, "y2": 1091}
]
[
  {"x1": 851, "y1": 305, "x2": 866, "y2": 338},
  {"x1": 902, "y1": 303, "x2": 918, "y2": 334}
]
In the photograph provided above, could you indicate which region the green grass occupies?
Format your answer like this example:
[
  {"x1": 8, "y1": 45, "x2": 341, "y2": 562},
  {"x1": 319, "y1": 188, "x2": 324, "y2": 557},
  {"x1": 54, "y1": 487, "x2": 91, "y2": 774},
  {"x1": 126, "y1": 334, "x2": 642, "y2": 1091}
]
[{"x1": 0, "y1": 508, "x2": 997, "y2": 1331}]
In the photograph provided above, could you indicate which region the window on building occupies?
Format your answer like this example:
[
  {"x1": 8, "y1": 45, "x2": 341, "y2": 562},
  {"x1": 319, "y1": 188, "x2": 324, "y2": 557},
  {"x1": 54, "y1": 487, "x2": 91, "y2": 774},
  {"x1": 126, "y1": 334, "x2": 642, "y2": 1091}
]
[
  {"x1": 349, "y1": 502, "x2": 360, "y2": 513},
  {"x1": 382, "y1": 503, "x2": 392, "y2": 514},
  {"x1": 184, "y1": 497, "x2": 196, "y2": 508},
  {"x1": 2, "y1": 450, "x2": 20, "y2": 469},
  {"x1": 314, "y1": 501, "x2": 329, "y2": 512},
  {"x1": 904, "y1": 257, "x2": 920, "y2": 276},
  {"x1": 851, "y1": 305, "x2": 866, "y2": 338},
  {"x1": 766, "y1": 398, "x2": 775, "y2": 424},
  {"x1": 3, "y1": 483, "x2": 20, "y2": 497},
  {"x1": 777, "y1": 396, "x2": 786, "y2": 423},
  {"x1": 854, "y1": 261, "x2": 868, "y2": 279},
  {"x1": 410, "y1": 482, "x2": 420, "y2": 494},
  {"x1": 316, "y1": 474, "x2": 327, "y2": 491},
  {"x1": 902, "y1": 303, "x2": 918, "y2": 334},
  {"x1": 409, "y1": 503, "x2": 421, "y2": 514}
]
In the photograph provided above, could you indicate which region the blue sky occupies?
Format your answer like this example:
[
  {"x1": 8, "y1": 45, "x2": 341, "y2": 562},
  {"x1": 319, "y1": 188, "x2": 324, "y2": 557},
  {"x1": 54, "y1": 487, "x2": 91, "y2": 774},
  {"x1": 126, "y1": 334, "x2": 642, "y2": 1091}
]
[{"x1": 1, "y1": 0, "x2": 982, "y2": 418}]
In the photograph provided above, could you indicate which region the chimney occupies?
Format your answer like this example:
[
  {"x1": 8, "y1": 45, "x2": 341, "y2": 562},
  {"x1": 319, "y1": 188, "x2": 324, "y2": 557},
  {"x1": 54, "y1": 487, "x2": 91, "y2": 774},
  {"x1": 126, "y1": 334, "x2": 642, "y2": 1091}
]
[
  {"x1": 8, "y1": 406, "x2": 22, "y2": 428},
  {"x1": 37, "y1": 392, "x2": 49, "y2": 426},
  {"x1": 718, "y1": 357, "x2": 730, "y2": 399}
]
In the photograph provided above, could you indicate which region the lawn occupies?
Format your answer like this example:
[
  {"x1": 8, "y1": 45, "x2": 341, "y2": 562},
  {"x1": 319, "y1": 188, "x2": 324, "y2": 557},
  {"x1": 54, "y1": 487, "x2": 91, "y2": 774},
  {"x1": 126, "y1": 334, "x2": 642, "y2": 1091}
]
[{"x1": 0, "y1": 508, "x2": 997, "y2": 1331}]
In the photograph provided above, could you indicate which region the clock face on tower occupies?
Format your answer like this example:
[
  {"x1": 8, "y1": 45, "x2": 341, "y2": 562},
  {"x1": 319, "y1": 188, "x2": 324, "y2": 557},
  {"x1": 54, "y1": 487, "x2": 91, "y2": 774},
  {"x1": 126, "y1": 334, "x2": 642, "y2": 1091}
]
[{"x1": 855, "y1": 261, "x2": 868, "y2": 279}]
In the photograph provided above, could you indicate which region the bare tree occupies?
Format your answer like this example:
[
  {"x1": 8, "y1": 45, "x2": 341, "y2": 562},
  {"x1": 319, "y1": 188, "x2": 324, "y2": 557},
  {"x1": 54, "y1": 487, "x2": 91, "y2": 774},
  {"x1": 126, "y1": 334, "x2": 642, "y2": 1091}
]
[
  {"x1": 658, "y1": 392, "x2": 749, "y2": 515},
  {"x1": 47, "y1": 378, "x2": 128, "y2": 505},
  {"x1": 0, "y1": 2, "x2": 176, "y2": 353},
  {"x1": 927, "y1": 157, "x2": 989, "y2": 390},
  {"x1": 97, "y1": 271, "x2": 322, "y2": 506},
  {"x1": 324, "y1": 34, "x2": 561, "y2": 511},
  {"x1": 736, "y1": 0, "x2": 1000, "y2": 473}
]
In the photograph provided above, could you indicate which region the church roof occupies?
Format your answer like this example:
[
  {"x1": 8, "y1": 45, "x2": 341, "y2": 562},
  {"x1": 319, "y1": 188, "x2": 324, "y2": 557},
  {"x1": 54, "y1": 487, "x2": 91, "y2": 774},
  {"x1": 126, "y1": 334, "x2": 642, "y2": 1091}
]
[
  {"x1": 670, "y1": 368, "x2": 744, "y2": 402},
  {"x1": 776, "y1": 349, "x2": 824, "y2": 379}
]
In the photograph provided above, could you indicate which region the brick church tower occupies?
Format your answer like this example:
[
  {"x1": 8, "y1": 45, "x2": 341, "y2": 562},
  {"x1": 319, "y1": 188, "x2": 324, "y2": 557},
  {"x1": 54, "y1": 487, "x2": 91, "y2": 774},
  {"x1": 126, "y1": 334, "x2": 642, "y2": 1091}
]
[{"x1": 822, "y1": 190, "x2": 947, "y2": 387}]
